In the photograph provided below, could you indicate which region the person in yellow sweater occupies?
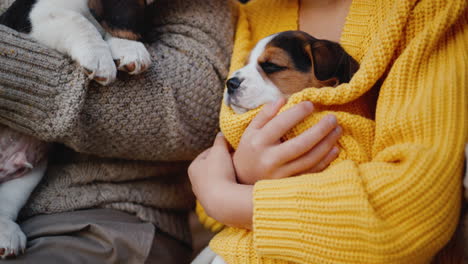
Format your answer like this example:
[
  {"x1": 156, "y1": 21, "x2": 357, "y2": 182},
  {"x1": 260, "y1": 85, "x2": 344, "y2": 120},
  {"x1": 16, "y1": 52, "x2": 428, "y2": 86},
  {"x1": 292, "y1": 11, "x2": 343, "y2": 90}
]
[{"x1": 189, "y1": 0, "x2": 467, "y2": 263}]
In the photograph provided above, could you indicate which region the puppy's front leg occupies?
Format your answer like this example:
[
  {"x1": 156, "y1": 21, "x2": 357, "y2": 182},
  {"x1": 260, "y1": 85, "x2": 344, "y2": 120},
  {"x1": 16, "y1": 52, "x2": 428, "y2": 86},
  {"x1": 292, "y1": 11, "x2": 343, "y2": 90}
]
[
  {"x1": 106, "y1": 34, "x2": 152, "y2": 75},
  {"x1": 0, "y1": 161, "x2": 46, "y2": 258},
  {"x1": 29, "y1": 5, "x2": 116, "y2": 85}
]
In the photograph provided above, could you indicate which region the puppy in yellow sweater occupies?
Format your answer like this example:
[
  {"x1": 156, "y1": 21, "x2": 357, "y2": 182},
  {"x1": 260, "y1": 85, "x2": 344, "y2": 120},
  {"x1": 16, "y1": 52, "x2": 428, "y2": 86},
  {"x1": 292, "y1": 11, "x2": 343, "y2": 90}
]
[
  {"x1": 189, "y1": 0, "x2": 467, "y2": 263},
  {"x1": 224, "y1": 30, "x2": 358, "y2": 114}
]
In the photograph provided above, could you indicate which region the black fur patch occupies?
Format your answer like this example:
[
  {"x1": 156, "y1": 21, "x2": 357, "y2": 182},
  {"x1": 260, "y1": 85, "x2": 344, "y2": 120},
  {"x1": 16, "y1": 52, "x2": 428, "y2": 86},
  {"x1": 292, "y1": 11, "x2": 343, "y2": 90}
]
[
  {"x1": 0, "y1": 0, "x2": 36, "y2": 33},
  {"x1": 270, "y1": 31, "x2": 359, "y2": 83},
  {"x1": 98, "y1": 0, "x2": 148, "y2": 38},
  {"x1": 270, "y1": 31, "x2": 313, "y2": 73}
]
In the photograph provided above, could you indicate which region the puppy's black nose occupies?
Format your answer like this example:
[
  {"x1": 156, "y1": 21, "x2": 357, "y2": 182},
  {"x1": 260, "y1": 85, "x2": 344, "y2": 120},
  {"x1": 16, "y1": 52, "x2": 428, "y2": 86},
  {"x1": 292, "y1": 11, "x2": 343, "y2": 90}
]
[{"x1": 226, "y1": 77, "x2": 242, "y2": 94}]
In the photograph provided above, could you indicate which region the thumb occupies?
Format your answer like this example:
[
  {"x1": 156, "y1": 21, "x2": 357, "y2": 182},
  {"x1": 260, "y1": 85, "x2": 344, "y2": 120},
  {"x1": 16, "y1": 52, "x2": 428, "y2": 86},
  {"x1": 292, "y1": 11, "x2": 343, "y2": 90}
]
[
  {"x1": 212, "y1": 132, "x2": 233, "y2": 155},
  {"x1": 248, "y1": 98, "x2": 286, "y2": 129},
  {"x1": 213, "y1": 132, "x2": 228, "y2": 147}
]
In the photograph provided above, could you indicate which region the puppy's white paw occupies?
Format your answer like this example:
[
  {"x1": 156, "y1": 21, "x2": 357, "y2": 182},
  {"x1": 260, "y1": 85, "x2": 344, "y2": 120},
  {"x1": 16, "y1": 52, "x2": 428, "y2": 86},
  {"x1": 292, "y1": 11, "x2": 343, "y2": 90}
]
[
  {"x1": 107, "y1": 37, "x2": 152, "y2": 75},
  {"x1": 74, "y1": 44, "x2": 117, "y2": 86},
  {"x1": 0, "y1": 217, "x2": 26, "y2": 259}
]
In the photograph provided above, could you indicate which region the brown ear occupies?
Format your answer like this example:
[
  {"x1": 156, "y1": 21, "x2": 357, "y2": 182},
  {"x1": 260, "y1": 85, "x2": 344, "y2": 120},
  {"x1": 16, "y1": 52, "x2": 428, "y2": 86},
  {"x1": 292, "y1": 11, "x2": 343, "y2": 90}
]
[
  {"x1": 88, "y1": 0, "x2": 103, "y2": 18},
  {"x1": 310, "y1": 39, "x2": 359, "y2": 84}
]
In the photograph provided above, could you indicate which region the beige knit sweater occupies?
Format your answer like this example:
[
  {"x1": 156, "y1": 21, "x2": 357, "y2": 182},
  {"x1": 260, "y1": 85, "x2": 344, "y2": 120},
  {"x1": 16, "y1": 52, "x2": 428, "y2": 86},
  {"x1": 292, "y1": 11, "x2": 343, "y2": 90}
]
[{"x1": 0, "y1": 0, "x2": 234, "y2": 244}]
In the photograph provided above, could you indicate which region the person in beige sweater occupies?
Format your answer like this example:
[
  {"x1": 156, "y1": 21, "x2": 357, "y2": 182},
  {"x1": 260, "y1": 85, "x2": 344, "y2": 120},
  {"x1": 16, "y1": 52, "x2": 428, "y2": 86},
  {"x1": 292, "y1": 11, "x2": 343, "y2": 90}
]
[{"x1": 0, "y1": 0, "x2": 234, "y2": 263}]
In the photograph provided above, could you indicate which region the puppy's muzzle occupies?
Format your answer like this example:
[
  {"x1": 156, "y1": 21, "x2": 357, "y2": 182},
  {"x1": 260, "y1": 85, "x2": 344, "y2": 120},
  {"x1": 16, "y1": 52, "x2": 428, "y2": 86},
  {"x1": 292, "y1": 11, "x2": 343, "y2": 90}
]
[{"x1": 226, "y1": 77, "x2": 243, "y2": 94}]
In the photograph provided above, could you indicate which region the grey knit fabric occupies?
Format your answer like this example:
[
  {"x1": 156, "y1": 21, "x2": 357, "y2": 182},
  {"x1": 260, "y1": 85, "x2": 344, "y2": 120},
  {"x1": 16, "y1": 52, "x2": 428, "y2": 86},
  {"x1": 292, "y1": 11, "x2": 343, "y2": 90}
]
[
  {"x1": 0, "y1": 0, "x2": 12, "y2": 11},
  {"x1": 0, "y1": 0, "x2": 234, "y2": 244}
]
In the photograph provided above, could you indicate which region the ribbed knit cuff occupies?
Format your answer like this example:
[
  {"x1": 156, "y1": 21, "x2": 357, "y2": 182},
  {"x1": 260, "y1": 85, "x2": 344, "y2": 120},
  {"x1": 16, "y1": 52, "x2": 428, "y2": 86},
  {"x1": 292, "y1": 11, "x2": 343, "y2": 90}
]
[
  {"x1": 0, "y1": 25, "x2": 88, "y2": 141},
  {"x1": 210, "y1": 227, "x2": 288, "y2": 264},
  {"x1": 252, "y1": 161, "x2": 369, "y2": 263},
  {"x1": 196, "y1": 201, "x2": 225, "y2": 232}
]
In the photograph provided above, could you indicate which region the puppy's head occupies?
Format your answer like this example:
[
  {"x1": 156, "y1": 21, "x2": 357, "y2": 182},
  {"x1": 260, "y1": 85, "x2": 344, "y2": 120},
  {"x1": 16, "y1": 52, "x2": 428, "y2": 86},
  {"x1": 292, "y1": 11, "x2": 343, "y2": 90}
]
[{"x1": 225, "y1": 31, "x2": 359, "y2": 114}]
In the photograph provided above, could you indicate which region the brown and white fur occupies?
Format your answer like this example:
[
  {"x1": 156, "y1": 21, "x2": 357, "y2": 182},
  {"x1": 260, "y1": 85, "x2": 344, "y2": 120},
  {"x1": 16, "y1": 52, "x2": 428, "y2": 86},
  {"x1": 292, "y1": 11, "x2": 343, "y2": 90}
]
[
  {"x1": 225, "y1": 30, "x2": 358, "y2": 114},
  {"x1": 0, "y1": 0, "x2": 152, "y2": 258},
  {"x1": 194, "y1": 31, "x2": 359, "y2": 264}
]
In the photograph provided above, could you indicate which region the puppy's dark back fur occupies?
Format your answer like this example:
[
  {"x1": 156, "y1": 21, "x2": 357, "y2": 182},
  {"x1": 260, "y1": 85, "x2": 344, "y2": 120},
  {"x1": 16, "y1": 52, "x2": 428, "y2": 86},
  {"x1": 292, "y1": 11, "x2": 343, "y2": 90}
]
[
  {"x1": 0, "y1": 0, "x2": 149, "y2": 41},
  {"x1": 0, "y1": 0, "x2": 36, "y2": 33},
  {"x1": 91, "y1": 0, "x2": 149, "y2": 40}
]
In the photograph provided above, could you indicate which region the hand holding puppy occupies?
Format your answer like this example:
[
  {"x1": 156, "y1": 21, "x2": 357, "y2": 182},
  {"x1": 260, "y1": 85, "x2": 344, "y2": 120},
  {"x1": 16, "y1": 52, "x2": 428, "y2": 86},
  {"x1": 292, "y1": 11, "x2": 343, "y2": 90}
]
[
  {"x1": 189, "y1": 100, "x2": 342, "y2": 229},
  {"x1": 234, "y1": 98, "x2": 342, "y2": 185},
  {"x1": 189, "y1": 133, "x2": 254, "y2": 230}
]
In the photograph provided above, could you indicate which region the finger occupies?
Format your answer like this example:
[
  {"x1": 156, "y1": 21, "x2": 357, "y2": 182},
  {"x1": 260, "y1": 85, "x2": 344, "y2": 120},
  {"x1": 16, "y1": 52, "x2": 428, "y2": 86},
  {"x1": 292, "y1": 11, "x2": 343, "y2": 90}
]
[
  {"x1": 305, "y1": 146, "x2": 341, "y2": 173},
  {"x1": 261, "y1": 101, "x2": 314, "y2": 143},
  {"x1": 211, "y1": 133, "x2": 231, "y2": 154},
  {"x1": 281, "y1": 145, "x2": 340, "y2": 178},
  {"x1": 278, "y1": 126, "x2": 342, "y2": 177},
  {"x1": 191, "y1": 133, "x2": 229, "y2": 168},
  {"x1": 248, "y1": 98, "x2": 286, "y2": 129},
  {"x1": 197, "y1": 148, "x2": 212, "y2": 160},
  {"x1": 275, "y1": 115, "x2": 339, "y2": 162}
]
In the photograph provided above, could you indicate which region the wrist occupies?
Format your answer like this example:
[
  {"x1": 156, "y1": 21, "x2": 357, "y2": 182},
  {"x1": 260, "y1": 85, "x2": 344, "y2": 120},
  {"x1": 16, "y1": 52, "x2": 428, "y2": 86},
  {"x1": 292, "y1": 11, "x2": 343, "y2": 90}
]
[
  {"x1": 206, "y1": 181, "x2": 254, "y2": 230},
  {"x1": 233, "y1": 161, "x2": 260, "y2": 185}
]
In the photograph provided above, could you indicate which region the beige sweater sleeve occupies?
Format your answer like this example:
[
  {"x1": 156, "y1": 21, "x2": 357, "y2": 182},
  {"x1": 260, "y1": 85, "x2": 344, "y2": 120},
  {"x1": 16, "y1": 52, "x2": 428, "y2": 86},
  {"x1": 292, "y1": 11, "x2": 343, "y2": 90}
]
[{"x1": 0, "y1": 0, "x2": 234, "y2": 161}]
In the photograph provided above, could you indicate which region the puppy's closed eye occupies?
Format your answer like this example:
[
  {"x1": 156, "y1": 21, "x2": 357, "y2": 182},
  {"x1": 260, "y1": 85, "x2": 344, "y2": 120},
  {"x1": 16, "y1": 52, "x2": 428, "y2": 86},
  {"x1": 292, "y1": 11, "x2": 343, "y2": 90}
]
[{"x1": 260, "y1": 62, "x2": 287, "y2": 74}]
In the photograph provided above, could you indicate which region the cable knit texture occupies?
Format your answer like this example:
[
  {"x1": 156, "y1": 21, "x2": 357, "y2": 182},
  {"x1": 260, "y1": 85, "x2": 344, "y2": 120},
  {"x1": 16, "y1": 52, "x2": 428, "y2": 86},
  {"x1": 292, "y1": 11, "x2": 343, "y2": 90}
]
[
  {"x1": 0, "y1": 0, "x2": 234, "y2": 244},
  {"x1": 203, "y1": 0, "x2": 467, "y2": 263}
]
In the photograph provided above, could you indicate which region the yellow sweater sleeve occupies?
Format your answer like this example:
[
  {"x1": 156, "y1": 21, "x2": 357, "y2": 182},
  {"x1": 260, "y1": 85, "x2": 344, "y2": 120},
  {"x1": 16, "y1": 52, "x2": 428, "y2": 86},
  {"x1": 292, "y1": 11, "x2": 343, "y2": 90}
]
[{"x1": 211, "y1": 1, "x2": 468, "y2": 263}]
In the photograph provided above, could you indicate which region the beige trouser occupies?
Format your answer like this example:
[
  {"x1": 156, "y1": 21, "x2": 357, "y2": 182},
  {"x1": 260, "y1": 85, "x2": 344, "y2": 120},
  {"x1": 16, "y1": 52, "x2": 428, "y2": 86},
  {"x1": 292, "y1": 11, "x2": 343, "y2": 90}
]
[{"x1": 0, "y1": 209, "x2": 191, "y2": 264}]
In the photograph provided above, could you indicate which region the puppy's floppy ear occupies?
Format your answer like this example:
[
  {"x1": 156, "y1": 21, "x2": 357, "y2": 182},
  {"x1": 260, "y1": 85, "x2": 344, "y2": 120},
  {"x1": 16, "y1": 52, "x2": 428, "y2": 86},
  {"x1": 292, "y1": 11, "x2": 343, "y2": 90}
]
[
  {"x1": 309, "y1": 39, "x2": 359, "y2": 85},
  {"x1": 88, "y1": 0, "x2": 103, "y2": 19}
]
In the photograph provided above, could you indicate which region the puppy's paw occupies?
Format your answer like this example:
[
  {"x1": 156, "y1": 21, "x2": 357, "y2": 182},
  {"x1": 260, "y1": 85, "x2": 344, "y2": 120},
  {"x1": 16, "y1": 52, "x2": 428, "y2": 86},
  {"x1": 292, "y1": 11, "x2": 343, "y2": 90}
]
[
  {"x1": 107, "y1": 37, "x2": 152, "y2": 75},
  {"x1": 0, "y1": 218, "x2": 26, "y2": 259},
  {"x1": 74, "y1": 44, "x2": 117, "y2": 86}
]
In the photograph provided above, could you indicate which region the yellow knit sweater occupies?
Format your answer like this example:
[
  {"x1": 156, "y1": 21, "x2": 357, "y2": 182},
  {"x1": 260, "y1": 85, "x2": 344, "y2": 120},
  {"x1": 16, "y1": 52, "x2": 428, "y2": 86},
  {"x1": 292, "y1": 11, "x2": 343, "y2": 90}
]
[{"x1": 204, "y1": 0, "x2": 468, "y2": 263}]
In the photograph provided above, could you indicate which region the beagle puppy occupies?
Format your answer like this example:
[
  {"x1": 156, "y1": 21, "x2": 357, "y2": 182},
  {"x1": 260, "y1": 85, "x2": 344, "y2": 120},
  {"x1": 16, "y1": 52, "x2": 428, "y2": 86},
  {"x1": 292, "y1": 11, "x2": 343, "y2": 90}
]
[
  {"x1": 225, "y1": 30, "x2": 359, "y2": 114},
  {"x1": 0, "y1": 0, "x2": 153, "y2": 86},
  {"x1": 0, "y1": 0, "x2": 153, "y2": 258}
]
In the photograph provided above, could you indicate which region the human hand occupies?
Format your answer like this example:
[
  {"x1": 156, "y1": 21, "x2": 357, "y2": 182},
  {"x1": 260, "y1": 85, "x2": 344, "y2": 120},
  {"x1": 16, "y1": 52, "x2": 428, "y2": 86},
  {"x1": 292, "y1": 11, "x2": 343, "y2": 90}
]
[
  {"x1": 233, "y1": 98, "x2": 342, "y2": 185},
  {"x1": 188, "y1": 134, "x2": 254, "y2": 229}
]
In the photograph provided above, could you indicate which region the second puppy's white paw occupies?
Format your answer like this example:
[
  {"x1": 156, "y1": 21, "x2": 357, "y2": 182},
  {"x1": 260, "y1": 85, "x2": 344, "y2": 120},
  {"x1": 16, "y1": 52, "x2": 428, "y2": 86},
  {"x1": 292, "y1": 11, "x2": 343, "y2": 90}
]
[
  {"x1": 107, "y1": 37, "x2": 152, "y2": 75},
  {"x1": 0, "y1": 217, "x2": 26, "y2": 259},
  {"x1": 73, "y1": 44, "x2": 117, "y2": 86}
]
